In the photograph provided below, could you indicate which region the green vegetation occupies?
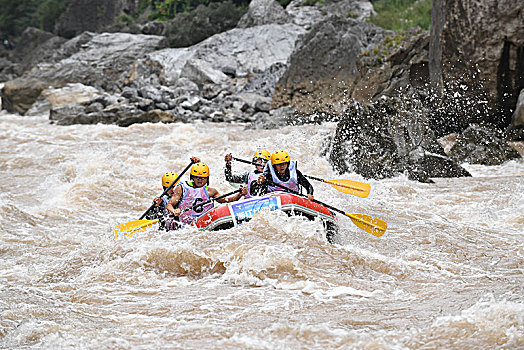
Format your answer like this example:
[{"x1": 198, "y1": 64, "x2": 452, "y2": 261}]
[
  {"x1": 369, "y1": 0, "x2": 432, "y2": 31},
  {"x1": 0, "y1": 0, "x2": 72, "y2": 39}
]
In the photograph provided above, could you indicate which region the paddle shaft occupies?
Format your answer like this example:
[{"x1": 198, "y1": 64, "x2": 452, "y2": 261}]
[
  {"x1": 232, "y1": 156, "x2": 258, "y2": 166},
  {"x1": 267, "y1": 181, "x2": 347, "y2": 217},
  {"x1": 139, "y1": 161, "x2": 194, "y2": 220}
]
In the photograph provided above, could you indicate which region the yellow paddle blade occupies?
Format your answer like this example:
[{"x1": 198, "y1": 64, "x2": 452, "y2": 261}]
[
  {"x1": 112, "y1": 219, "x2": 159, "y2": 239},
  {"x1": 326, "y1": 179, "x2": 371, "y2": 198},
  {"x1": 346, "y1": 213, "x2": 387, "y2": 237}
]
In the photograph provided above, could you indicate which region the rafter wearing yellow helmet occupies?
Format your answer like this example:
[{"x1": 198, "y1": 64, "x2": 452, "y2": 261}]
[
  {"x1": 258, "y1": 150, "x2": 315, "y2": 201},
  {"x1": 166, "y1": 161, "x2": 248, "y2": 228},
  {"x1": 224, "y1": 149, "x2": 271, "y2": 198}
]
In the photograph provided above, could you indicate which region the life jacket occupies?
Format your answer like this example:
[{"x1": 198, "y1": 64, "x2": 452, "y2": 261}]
[
  {"x1": 245, "y1": 171, "x2": 261, "y2": 198},
  {"x1": 267, "y1": 161, "x2": 299, "y2": 193},
  {"x1": 178, "y1": 181, "x2": 213, "y2": 224}
]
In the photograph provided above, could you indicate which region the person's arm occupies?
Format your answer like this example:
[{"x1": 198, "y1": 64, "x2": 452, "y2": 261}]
[
  {"x1": 297, "y1": 170, "x2": 314, "y2": 199},
  {"x1": 166, "y1": 185, "x2": 183, "y2": 215}
]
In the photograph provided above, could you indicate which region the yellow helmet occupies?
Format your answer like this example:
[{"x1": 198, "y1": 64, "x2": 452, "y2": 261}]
[
  {"x1": 190, "y1": 162, "x2": 210, "y2": 177},
  {"x1": 271, "y1": 150, "x2": 290, "y2": 165},
  {"x1": 252, "y1": 149, "x2": 271, "y2": 162},
  {"x1": 162, "y1": 171, "x2": 179, "y2": 188}
]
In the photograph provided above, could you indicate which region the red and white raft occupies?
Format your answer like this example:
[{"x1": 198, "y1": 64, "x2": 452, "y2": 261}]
[{"x1": 194, "y1": 191, "x2": 338, "y2": 240}]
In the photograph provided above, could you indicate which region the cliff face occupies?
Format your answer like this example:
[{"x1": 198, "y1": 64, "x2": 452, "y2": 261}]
[
  {"x1": 57, "y1": 0, "x2": 139, "y2": 38},
  {"x1": 429, "y1": 0, "x2": 524, "y2": 129}
]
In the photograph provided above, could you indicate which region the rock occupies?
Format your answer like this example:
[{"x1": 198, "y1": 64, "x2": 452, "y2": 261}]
[
  {"x1": 1, "y1": 32, "x2": 166, "y2": 114},
  {"x1": 180, "y1": 96, "x2": 203, "y2": 111},
  {"x1": 236, "y1": 92, "x2": 271, "y2": 112},
  {"x1": 41, "y1": 83, "x2": 104, "y2": 107},
  {"x1": 325, "y1": 96, "x2": 471, "y2": 182},
  {"x1": 242, "y1": 62, "x2": 288, "y2": 97},
  {"x1": 272, "y1": 16, "x2": 393, "y2": 114},
  {"x1": 506, "y1": 89, "x2": 524, "y2": 140},
  {"x1": 147, "y1": 23, "x2": 305, "y2": 85},
  {"x1": 449, "y1": 124, "x2": 521, "y2": 165},
  {"x1": 142, "y1": 21, "x2": 165, "y2": 36},
  {"x1": 1, "y1": 77, "x2": 48, "y2": 114},
  {"x1": 25, "y1": 98, "x2": 51, "y2": 116},
  {"x1": 237, "y1": 0, "x2": 291, "y2": 29},
  {"x1": 429, "y1": 0, "x2": 524, "y2": 131},
  {"x1": 49, "y1": 104, "x2": 87, "y2": 124},
  {"x1": 121, "y1": 86, "x2": 138, "y2": 99},
  {"x1": 323, "y1": 0, "x2": 375, "y2": 21},
  {"x1": 85, "y1": 102, "x2": 104, "y2": 113},
  {"x1": 245, "y1": 106, "x2": 296, "y2": 129},
  {"x1": 285, "y1": 0, "x2": 325, "y2": 30},
  {"x1": 0, "y1": 57, "x2": 17, "y2": 82},
  {"x1": 117, "y1": 109, "x2": 179, "y2": 127},
  {"x1": 180, "y1": 59, "x2": 229, "y2": 86},
  {"x1": 285, "y1": 0, "x2": 375, "y2": 30}
]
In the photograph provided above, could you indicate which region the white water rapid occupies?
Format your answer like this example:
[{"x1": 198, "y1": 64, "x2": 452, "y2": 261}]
[{"x1": 1, "y1": 113, "x2": 523, "y2": 348}]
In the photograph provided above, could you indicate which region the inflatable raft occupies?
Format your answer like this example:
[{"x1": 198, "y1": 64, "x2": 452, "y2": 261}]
[{"x1": 194, "y1": 191, "x2": 339, "y2": 241}]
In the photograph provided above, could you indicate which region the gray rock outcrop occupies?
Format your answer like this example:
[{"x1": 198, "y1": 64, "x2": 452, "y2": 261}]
[
  {"x1": 237, "y1": 0, "x2": 291, "y2": 28},
  {"x1": 272, "y1": 16, "x2": 393, "y2": 114},
  {"x1": 429, "y1": 0, "x2": 524, "y2": 132},
  {"x1": 1, "y1": 32, "x2": 166, "y2": 114},
  {"x1": 324, "y1": 96, "x2": 471, "y2": 182}
]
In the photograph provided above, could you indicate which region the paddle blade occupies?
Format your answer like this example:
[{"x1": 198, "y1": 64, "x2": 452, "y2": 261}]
[
  {"x1": 346, "y1": 213, "x2": 387, "y2": 237},
  {"x1": 326, "y1": 179, "x2": 371, "y2": 198},
  {"x1": 112, "y1": 219, "x2": 159, "y2": 239}
]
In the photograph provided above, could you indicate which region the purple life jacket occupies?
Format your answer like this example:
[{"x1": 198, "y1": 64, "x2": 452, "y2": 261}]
[
  {"x1": 178, "y1": 181, "x2": 213, "y2": 224},
  {"x1": 267, "y1": 161, "x2": 299, "y2": 193}
]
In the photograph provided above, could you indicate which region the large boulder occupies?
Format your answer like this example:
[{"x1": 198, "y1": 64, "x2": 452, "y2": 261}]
[
  {"x1": 271, "y1": 16, "x2": 393, "y2": 114},
  {"x1": 324, "y1": 96, "x2": 471, "y2": 182},
  {"x1": 449, "y1": 124, "x2": 521, "y2": 165},
  {"x1": 146, "y1": 23, "x2": 305, "y2": 85},
  {"x1": 0, "y1": 77, "x2": 48, "y2": 114},
  {"x1": 429, "y1": 0, "x2": 524, "y2": 131},
  {"x1": 237, "y1": 0, "x2": 291, "y2": 28}
]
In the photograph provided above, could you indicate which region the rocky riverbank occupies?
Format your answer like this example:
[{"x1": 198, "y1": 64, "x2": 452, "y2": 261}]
[{"x1": 0, "y1": 0, "x2": 522, "y2": 181}]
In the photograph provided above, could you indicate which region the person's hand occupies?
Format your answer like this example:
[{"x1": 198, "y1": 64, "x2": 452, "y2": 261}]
[
  {"x1": 257, "y1": 174, "x2": 266, "y2": 184},
  {"x1": 153, "y1": 197, "x2": 162, "y2": 206},
  {"x1": 173, "y1": 208, "x2": 181, "y2": 216},
  {"x1": 224, "y1": 153, "x2": 232, "y2": 165},
  {"x1": 240, "y1": 186, "x2": 247, "y2": 196},
  {"x1": 190, "y1": 156, "x2": 200, "y2": 163},
  {"x1": 307, "y1": 194, "x2": 314, "y2": 201}
]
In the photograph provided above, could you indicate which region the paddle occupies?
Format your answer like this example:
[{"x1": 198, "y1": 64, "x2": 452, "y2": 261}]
[
  {"x1": 113, "y1": 188, "x2": 243, "y2": 238},
  {"x1": 112, "y1": 160, "x2": 194, "y2": 238},
  {"x1": 138, "y1": 161, "x2": 194, "y2": 220},
  {"x1": 266, "y1": 181, "x2": 387, "y2": 237},
  {"x1": 231, "y1": 156, "x2": 371, "y2": 198}
]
